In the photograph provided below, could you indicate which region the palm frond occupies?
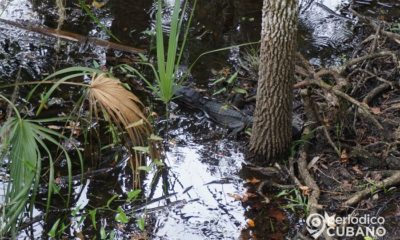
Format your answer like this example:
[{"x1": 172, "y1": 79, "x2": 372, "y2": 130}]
[
  {"x1": 88, "y1": 74, "x2": 159, "y2": 185},
  {"x1": 0, "y1": 117, "x2": 78, "y2": 236}
]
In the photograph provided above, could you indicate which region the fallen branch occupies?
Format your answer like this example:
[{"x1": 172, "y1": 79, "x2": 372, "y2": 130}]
[
  {"x1": 342, "y1": 171, "x2": 400, "y2": 207},
  {"x1": 341, "y1": 51, "x2": 397, "y2": 74},
  {"x1": 0, "y1": 18, "x2": 145, "y2": 54}
]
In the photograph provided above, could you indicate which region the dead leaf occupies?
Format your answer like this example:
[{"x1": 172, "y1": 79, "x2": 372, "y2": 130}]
[
  {"x1": 340, "y1": 149, "x2": 349, "y2": 163},
  {"x1": 371, "y1": 107, "x2": 381, "y2": 115},
  {"x1": 242, "y1": 192, "x2": 257, "y2": 202},
  {"x1": 269, "y1": 232, "x2": 284, "y2": 240},
  {"x1": 246, "y1": 177, "x2": 261, "y2": 184},
  {"x1": 246, "y1": 219, "x2": 255, "y2": 228},
  {"x1": 372, "y1": 193, "x2": 379, "y2": 200},
  {"x1": 227, "y1": 193, "x2": 243, "y2": 201},
  {"x1": 299, "y1": 185, "x2": 311, "y2": 196},
  {"x1": 352, "y1": 165, "x2": 363, "y2": 175},
  {"x1": 341, "y1": 180, "x2": 353, "y2": 191},
  {"x1": 267, "y1": 208, "x2": 286, "y2": 222},
  {"x1": 92, "y1": 0, "x2": 107, "y2": 9},
  {"x1": 75, "y1": 231, "x2": 85, "y2": 240},
  {"x1": 307, "y1": 156, "x2": 321, "y2": 170},
  {"x1": 48, "y1": 125, "x2": 62, "y2": 130}
]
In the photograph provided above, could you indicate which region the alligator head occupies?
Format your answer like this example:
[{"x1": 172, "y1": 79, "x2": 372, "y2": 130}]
[{"x1": 174, "y1": 86, "x2": 204, "y2": 108}]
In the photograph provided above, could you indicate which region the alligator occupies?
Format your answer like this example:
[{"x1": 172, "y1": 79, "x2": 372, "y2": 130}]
[
  {"x1": 174, "y1": 86, "x2": 253, "y2": 136},
  {"x1": 174, "y1": 86, "x2": 303, "y2": 137}
]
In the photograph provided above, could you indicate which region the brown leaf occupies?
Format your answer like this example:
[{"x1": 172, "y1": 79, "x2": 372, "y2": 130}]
[
  {"x1": 269, "y1": 232, "x2": 284, "y2": 240},
  {"x1": 89, "y1": 74, "x2": 160, "y2": 173},
  {"x1": 352, "y1": 165, "x2": 363, "y2": 175},
  {"x1": 48, "y1": 125, "x2": 62, "y2": 130},
  {"x1": 246, "y1": 219, "x2": 255, "y2": 228},
  {"x1": 227, "y1": 193, "x2": 243, "y2": 201},
  {"x1": 242, "y1": 192, "x2": 258, "y2": 202},
  {"x1": 340, "y1": 149, "x2": 349, "y2": 163},
  {"x1": 371, "y1": 107, "x2": 381, "y2": 115},
  {"x1": 341, "y1": 180, "x2": 353, "y2": 191},
  {"x1": 246, "y1": 177, "x2": 261, "y2": 184},
  {"x1": 267, "y1": 208, "x2": 286, "y2": 222},
  {"x1": 299, "y1": 185, "x2": 311, "y2": 196},
  {"x1": 75, "y1": 231, "x2": 85, "y2": 240}
]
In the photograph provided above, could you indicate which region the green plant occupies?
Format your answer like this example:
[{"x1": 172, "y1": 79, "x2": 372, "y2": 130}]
[
  {"x1": 0, "y1": 66, "x2": 158, "y2": 236},
  {"x1": 0, "y1": 95, "x2": 81, "y2": 236},
  {"x1": 389, "y1": 22, "x2": 400, "y2": 33},
  {"x1": 120, "y1": 0, "x2": 197, "y2": 106},
  {"x1": 211, "y1": 71, "x2": 248, "y2": 96},
  {"x1": 78, "y1": 0, "x2": 120, "y2": 42},
  {"x1": 238, "y1": 45, "x2": 260, "y2": 78},
  {"x1": 276, "y1": 188, "x2": 309, "y2": 215}
]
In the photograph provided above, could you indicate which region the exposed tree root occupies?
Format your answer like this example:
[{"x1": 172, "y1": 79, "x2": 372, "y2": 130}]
[
  {"x1": 342, "y1": 171, "x2": 400, "y2": 207},
  {"x1": 363, "y1": 83, "x2": 391, "y2": 104},
  {"x1": 297, "y1": 128, "x2": 323, "y2": 212},
  {"x1": 294, "y1": 68, "x2": 383, "y2": 129}
]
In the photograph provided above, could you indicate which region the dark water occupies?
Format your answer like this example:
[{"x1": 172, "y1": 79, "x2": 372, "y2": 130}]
[{"x1": 0, "y1": 0, "x2": 398, "y2": 239}]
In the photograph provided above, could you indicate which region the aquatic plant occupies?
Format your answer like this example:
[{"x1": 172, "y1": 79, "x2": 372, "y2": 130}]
[{"x1": 121, "y1": 0, "x2": 197, "y2": 105}]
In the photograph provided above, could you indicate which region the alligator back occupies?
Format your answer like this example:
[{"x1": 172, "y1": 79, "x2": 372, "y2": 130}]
[{"x1": 202, "y1": 100, "x2": 252, "y2": 130}]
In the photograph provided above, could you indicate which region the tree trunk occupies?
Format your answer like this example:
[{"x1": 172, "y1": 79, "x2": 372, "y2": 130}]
[{"x1": 250, "y1": 0, "x2": 298, "y2": 165}]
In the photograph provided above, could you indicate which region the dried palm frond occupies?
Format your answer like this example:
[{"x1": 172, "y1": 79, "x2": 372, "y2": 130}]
[{"x1": 88, "y1": 74, "x2": 159, "y2": 185}]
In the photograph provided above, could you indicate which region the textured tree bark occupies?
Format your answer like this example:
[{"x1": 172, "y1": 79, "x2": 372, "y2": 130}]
[{"x1": 250, "y1": 0, "x2": 298, "y2": 165}]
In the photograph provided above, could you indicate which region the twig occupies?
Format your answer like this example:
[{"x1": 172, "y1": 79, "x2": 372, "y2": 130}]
[
  {"x1": 342, "y1": 171, "x2": 400, "y2": 207},
  {"x1": 341, "y1": 51, "x2": 397, "y2": 73},
  {"x1": 243, "y1": 164, "x2": 282, "y2": 177},
  {"x1": 350, "y1": 8, "x2": 400, "y2": 44},
  {"x1": 359, "y1": 69, "x2": 395, "y2": 87},
  {"x1": 362, "y1": 83, "x2": 391, "y2": 104},
  {"x1": 308, "y1": 77, "x2": 383, "y2": 129},
  {"x1": 287, "y1": 156, "x2": 303, "y2": 188}
]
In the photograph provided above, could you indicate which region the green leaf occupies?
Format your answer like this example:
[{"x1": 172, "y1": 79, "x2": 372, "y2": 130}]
[
  {"x1": 52, "y1": 183, "x2": 61, "y2": 194},
  {"x1": 79, "y1": 0, "x2": 120, "y2": 42},
  {"x1": 48, "y1": 219, "x2": 61, "y2": 238},
  {"x1": 127, "y1": 189, "x2": 141, "y2": 202},
  {"x1": 100, "y1": 227, "x2": 107, "y2": 239},
  {"x1": 213, "y1": 87, "x2": 227, "y2": 96},
  {"x1": 121, "y1": 82, "x2": 131, "y2": 90},
  {"x1": 211, "y1": 76, "x2": 226, "y2": 85},
  {"x1": 133, "y1": 146, "x2": 150, "y2": 153},
  {"x1": 138, "y1": 165, "x2": 152, "y2": 172},
  {"x1": 226, "y1": 72, "x2": 238, "y2": 84},
  {"x1": 93, "y1": 60, "x2": 100, "y2": 69},
  {"x1": 137, "y1": 217, "x2": 145, "y2": 231},
  {"x1": 106, "y1": 195, "x2": 119, "y2": 208},
  {"x1": 115, "y1": 207, "x2": 129, "y2": 224},
  {"x1": 89, "y1": 209, "x2": 97, "y2": 230},
  {"x1": 153, "y1": 159, "x2": 164, "y2": 167},
  {"x1": 149, "y1": 134, "x2": 163, "y2": 141},
  {"x1": 232, "y1": 87, "x2": 248, "y2": 94}
]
